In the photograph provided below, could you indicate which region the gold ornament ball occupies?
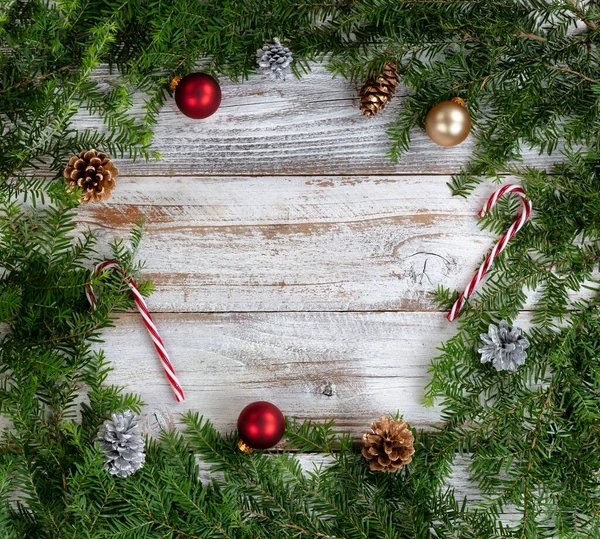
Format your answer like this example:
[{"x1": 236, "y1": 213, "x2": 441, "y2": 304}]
[{"x1": 425, "y1": 98, "x2": 471, "y2": 147}]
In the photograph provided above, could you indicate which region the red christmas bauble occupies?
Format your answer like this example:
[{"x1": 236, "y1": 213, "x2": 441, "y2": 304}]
[
  {"x1": 237, "y1": 401, "x2": 285, "y2": 451},
  {"x1": 174, "y1": 73, "x2": 221, "y2": 119}
]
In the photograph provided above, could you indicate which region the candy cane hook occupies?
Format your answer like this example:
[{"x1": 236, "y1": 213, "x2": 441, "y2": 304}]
[
  {"x1": 86, "y1": 261, "x2": 185, "y2": 402},
  {"x1": 447, "y1": 184, "x2": 532, "y2": 322}
]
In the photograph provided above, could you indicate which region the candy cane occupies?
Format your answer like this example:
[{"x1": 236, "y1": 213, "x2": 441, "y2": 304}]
[
  {"x1": 86, "y1": 261, "x2": 185, "y2": 402},
  {"x1": 447, "y1": 184, "x2": 532, "y2": 322}
]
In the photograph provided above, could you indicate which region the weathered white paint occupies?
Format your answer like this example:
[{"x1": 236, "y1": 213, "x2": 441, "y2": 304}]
[
  {"x1": 103, "y1": 311, "x2": 452, "y2": 435},
  {"x1": 79, "y1": 174, "x2": 594, "y2": 313},
  {"x1": 77, "y1": 65, "x2": 564, "y2": 176},
  {"x1": 78, "y1": 175, "x2": 502, "y2": 312}
]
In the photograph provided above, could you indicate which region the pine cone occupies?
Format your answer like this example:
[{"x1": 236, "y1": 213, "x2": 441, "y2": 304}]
[
  {"x1": 98, "y1": 410, "x2": 146, "y2": 477},
  {"x1": 479, "y1": 320, "x2": 529, "y2": 372},
  {"x1": 361, "y1": 416, "x2": 414, "y2": 472},
  {"x1": 256, "y1": 38, "x2": 293, "y2": 80},
  {"x1": 63, "y1": 149, "x2": 118, "y2": 204},
  {"x1": 359, "y1": 63, "x2": 399, "y2": 117}
]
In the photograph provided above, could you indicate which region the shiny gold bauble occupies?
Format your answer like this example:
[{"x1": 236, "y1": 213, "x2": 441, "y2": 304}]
[{"x1": 424, "y1": 97, "x2": 471, "y2": 147}]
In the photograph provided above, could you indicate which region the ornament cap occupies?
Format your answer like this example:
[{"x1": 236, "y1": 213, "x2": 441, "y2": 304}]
[
  {"x1": 450, "y1": 97, "x2": 466, "y2": 107},
  {"x1": 238, "y1": 439, "x2": 254, "y2": 454},
  {"x1": 170, "y1": 75, "x2": 182, "y2": 92}
]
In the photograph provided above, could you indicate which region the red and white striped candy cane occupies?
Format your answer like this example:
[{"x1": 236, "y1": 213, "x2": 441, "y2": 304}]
[
  {"x1": 86, "y1": 260, "x2": 185, "y2": 402},
  {"x1": 447, "y1": 184, "x2": 532, "y2": 322}
]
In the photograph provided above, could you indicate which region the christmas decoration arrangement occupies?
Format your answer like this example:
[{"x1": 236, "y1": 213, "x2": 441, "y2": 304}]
[
  {"x1": 256, "y1": 38, "x2": 294, "y2": 80},
  {"x1": 1, "y1": 1, "x2": 600, "y2": 538}
]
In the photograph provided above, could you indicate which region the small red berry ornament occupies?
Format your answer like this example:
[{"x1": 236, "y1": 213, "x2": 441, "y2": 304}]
[
  {"x1": 172, "y1": 73, "x2": 221, "y2": 119},
  {"x1": 237, "y1": 401, "x2": 285, "y2": 453}
]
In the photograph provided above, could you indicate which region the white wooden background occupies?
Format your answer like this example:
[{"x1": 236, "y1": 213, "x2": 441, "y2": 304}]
[{"x1": 75, "y1": 65, "x2": 558, "y2": 440}]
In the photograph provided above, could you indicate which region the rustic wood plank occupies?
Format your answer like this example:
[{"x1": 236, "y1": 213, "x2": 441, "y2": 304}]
[
  {"x1": 82, "y1": 175, "x2": 595, "y2": 313},
  {"x1": 111, "y1": 309, "x2": 523, "y2": 514},
  {"x1": 79, "y1": 174, "x2": 501, "y2": 313},
  {"x1": 103, "y1": 311, "x2": 459, "y2": 436},
  {"x1": 79, "y1": 65, "x2": 564, "y2": 176}
]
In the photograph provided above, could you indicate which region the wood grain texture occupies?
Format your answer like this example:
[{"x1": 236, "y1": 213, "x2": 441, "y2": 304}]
[
  {"x1": 79, "y1": 175, "x2": 502, "y2": 312},
  {"x1": 102, "y1": 311, "x2": 456, "y2": 436},
  {"x1": 80, "y1": 65, "x2": 564, "y2": 176},
  {"x1": 80, "y1": 174, "x2": 594, "y2": 313}
]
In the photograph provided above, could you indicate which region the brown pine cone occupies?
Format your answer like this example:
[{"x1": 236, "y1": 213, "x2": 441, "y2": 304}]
[
  {"x1": 359, "y1": 62, "x2": 399, "y2": 117},
  {"x1": 63, "y1": 150, "x2": 118, "y2": 204},
  {"x1": 361, "y1": 416, "x2": 414, "y2": 472}
]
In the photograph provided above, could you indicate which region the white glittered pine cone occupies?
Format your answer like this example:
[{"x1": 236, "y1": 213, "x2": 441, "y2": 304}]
[
  {"x1": 256, "y1": 38, "x2": 293, "y2": 80},
  {"x1": 479, "y1": 320, "x2": 529, "y2": 372},
  {"x1": 98, "y1": 410, "x2": 146, "y2": 478}
]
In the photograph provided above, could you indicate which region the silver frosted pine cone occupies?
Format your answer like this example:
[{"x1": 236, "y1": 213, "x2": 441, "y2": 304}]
[
  {"x1": 98, "y1": 410, "x2": 146, "y2": 477},
  {"x1": 478, "y1": 320, "x2": 529, "y2": 372},
  {"x1": 256, "y1": 38, "x2": 293, "y2": 80}
]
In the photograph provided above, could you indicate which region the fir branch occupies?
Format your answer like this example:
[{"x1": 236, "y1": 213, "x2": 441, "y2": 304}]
[{"x1": 1, "y1": 2, "x2": 600, "y2": 537}]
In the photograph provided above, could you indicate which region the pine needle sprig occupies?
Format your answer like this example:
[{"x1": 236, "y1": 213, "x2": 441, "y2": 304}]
[
  {"x1": 427, "y1": 153, "x2": 600, "y2": 538},
  {"x1": 1, "y1": 2, "x2": 600, "y2": 537}
]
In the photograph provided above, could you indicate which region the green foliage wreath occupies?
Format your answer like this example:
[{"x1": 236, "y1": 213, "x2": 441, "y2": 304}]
[{"x1": 1, "y1": 1, "x2": 599, "y2": 537}]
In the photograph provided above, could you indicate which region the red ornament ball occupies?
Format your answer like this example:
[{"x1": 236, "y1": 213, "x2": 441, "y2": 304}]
[
  {"x1": 237, "y1": 401, "x2": 285, "y2": 451},
  {"x1": 174, "y1": 73, "x2": 221, "y2": 119}
]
